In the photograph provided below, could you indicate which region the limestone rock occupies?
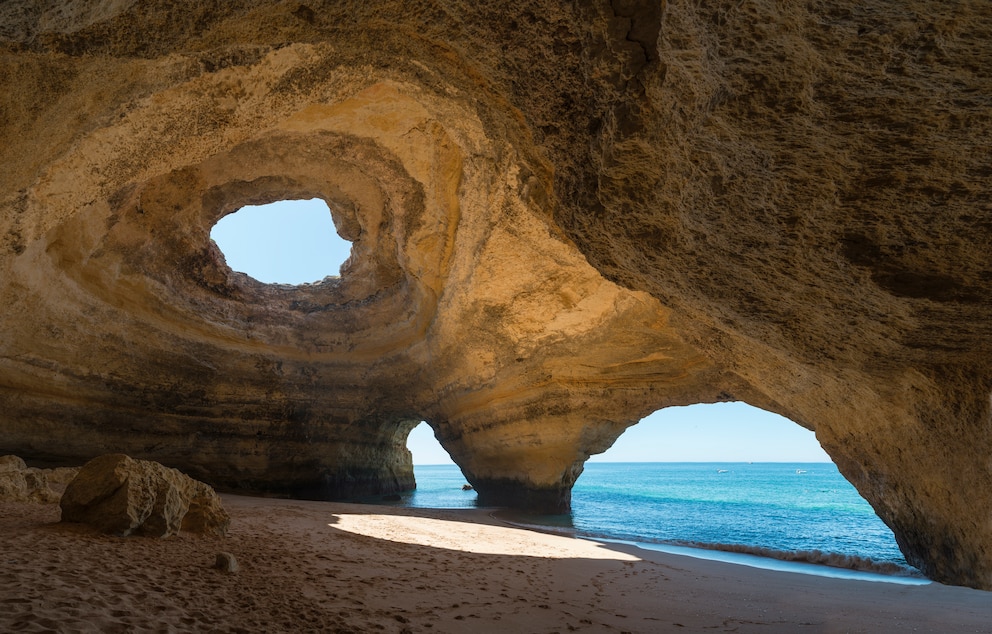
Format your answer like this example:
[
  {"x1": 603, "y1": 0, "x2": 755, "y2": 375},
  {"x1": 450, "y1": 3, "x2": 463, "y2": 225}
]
[
  {"x1": 0, "y1": 455, "x2": 79, "y2": 503},
  {"x1": 0, "y1": 455, "x2": 27, "y2": 472},
  {"x1": 213, "y1": 552, "x2": 239, "y2": 573},
  {"x1": 60, "y1": 454, "x2": 229, "y2": 537},
  {"x1": 0, "y1": 1, "x2": 990, "y2": 589},
  {"x1": 0, "y1": 455, "x2": 30, "y2": 501}
]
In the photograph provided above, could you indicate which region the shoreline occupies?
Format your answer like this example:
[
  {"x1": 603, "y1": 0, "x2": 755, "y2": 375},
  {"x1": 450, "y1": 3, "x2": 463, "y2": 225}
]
[
  {"x1": 595, "y1": 539, "x2": 930, "y2": 585},
  {"x1": 411, "y1": 461, "x2": 913, "y2": 579},
  {"x1": 2, "y1": 494, "x2": 989, "y2": 633},
  {"x1": 492, "y1": 509, "x2": 927, "y2": 584}
]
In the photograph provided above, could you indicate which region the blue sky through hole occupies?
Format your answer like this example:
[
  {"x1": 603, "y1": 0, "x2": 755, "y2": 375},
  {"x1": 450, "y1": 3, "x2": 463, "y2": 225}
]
[
  {"x1": 210, "y1": 198, "x2": 352, "y2": 284},
  {"x1": 210, "y1": 200, "x2": 831, "y2": 465},
  {"x1": 408, "y1": 403, "x2": 829, "y2": 465}
]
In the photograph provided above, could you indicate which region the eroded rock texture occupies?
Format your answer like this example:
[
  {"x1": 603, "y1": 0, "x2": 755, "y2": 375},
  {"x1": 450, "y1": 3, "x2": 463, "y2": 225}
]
[
  {"x1": 0, "y1": 1, "x2": 989, "y2": 587},
  {"x1": 60, "y1": 454, "x2": 230, "y2": 537},
  {"x1": 0, "y1": 454, "x2": 78, "y2": 503}
]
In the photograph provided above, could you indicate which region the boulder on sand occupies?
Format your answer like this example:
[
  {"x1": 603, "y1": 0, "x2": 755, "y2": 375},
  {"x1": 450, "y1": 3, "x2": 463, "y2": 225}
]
[{"x1": 60, "y1": 454, "x2": 230, "y2": 538}]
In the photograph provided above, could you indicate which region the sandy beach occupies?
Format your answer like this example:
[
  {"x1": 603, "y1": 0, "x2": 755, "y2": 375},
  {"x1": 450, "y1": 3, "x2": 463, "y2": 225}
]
[{"x1": 2, "y1": 495, "x2": 990, "y2": 633}]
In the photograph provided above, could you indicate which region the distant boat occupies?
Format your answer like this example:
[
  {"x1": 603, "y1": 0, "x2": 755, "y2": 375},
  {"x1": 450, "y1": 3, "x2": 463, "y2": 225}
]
[
  {"x1": 717, "y1": 469, "x2": 729, "y2": 473},
  {"x1": 796, "y1": 469, "x2": 808, "y2": 474}
]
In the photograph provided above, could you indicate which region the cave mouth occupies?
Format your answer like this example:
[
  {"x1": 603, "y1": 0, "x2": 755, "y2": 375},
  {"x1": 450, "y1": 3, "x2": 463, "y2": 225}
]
[
  {"x1": 407, "y1": 421, "x2": 455, "y2": 466},
  {"x1": 574, "y1": 403, "x2": 919, "y2": 578},
  {"x1": 403, "y1": 421, "x2": 478, "y2": 509},
  {"x1": 210, "y1": 198, "x2": 352, "y2": 285}
]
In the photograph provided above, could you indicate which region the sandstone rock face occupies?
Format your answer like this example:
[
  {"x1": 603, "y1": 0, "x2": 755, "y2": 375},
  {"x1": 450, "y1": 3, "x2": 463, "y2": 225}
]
[
  {"x1": 0, "y1": 2, "x2": 989, "y2": 587},
  {"x1": 60, "y1": 454, "x2": 230, "y2": 537}
]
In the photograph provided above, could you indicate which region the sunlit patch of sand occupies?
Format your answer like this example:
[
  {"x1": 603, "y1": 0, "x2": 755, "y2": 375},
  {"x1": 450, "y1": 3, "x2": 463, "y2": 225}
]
[{"x1": 330, "y1": 513, "x2": 640, "y2": 560}]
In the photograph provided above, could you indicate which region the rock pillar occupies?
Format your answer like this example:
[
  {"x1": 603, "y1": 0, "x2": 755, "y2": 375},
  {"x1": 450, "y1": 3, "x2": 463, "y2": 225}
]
[
  {"x1": 432, "y1": 408, "x2": 634, "y2": 514},
  {"x1": 817, "y1": 375, "x2": 992, "y2": 589}
]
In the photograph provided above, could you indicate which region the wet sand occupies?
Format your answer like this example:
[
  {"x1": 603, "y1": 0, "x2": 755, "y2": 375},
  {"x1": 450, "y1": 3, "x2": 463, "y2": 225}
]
[{"x1": 1, "y1": 495, "x2": 990, "y2": 633}]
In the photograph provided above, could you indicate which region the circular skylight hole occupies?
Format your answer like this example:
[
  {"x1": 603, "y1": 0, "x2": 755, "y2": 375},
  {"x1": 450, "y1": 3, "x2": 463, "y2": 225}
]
[{"x1": 210, "y1": 198, "x2": 352, "y2": 285}]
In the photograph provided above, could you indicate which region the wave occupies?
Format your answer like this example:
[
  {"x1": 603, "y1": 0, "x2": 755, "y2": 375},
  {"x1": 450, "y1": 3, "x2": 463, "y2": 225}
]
[
  {"x1": 492, "y1": 512, "x2": 923, "y2": 579},
  {"x1": 669, "y1": 540, "x2": 922, "y2": 577}
]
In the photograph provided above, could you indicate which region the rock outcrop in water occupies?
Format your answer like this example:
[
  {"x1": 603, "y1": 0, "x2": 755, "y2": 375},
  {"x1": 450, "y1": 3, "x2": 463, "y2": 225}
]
[{"x1": 0, "y1": 1, "x2": 990, "y2": 588}]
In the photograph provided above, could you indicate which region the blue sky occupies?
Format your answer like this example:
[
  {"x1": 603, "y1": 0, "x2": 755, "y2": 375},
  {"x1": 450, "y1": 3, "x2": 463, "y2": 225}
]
[
  {"x1": 212, "y1": 199, "x2": 831, "y2": 465},
  {"x1": 211, "y1": 199, "x2": 350, "y2": 284},
  {"x1": 406, "y1": 404, "x2": 829, "y2": 465}
]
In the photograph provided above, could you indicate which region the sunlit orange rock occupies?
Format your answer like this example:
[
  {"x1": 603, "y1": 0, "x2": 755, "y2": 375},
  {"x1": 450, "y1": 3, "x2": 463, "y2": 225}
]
[{"x1": 0, "y1": 1, "x2": 990, "y2": 588}]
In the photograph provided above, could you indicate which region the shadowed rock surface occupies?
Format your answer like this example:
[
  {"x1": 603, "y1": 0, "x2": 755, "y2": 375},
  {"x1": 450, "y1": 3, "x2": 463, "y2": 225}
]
[
  {"x1": 0, "y1": 1, "x2": 990, "y2": 587},
  {"x1": 60, "y1": 454, "x2": 230, "y2": 537},
  {"x1": 0, "y1": 455, "x2": 78, "y2": 503}
]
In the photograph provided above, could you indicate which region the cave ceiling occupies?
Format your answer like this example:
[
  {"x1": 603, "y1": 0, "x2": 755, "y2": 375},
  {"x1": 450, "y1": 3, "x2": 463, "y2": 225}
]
[{"x1": 1, "y1": 1, "x2": 991, "y2": 588}]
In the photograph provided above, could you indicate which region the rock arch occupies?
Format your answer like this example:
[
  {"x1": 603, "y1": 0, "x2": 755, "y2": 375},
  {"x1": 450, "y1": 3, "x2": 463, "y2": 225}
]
[{"x1": 1, "y1": 1, "x2": 991, "y2": 589}]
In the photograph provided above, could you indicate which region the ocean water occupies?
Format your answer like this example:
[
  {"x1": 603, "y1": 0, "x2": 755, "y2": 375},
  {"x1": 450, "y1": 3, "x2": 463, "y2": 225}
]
[{"x1": 398, "y1": 462, "x2": 925, "y2": 581}]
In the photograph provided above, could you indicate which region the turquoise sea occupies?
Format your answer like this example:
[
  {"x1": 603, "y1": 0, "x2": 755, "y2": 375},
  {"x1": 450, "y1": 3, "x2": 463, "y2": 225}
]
[{"x1": 394, "y1": 462, "x2": 926, "y2": 582}]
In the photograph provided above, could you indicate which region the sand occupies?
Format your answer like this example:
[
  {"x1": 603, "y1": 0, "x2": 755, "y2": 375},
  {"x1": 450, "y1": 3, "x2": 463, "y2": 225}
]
[{"x1": 1, "y1": 495, "x2": 990, "y2": 633}]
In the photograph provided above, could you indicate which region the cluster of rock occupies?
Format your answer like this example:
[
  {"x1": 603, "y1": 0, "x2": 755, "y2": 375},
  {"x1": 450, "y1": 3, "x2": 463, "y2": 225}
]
[
  {"x1": 60, "y1": 454, "x2": 230, "y2": 538},
  {"x1": 2, "y1": 453, "x2": 229, "y2": 538},
  {"x1": 0, "y1": 455, "x2": 78, "y2": 504}
]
